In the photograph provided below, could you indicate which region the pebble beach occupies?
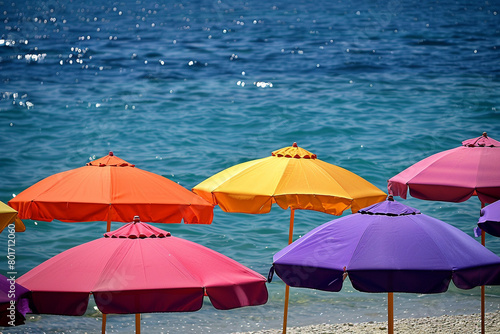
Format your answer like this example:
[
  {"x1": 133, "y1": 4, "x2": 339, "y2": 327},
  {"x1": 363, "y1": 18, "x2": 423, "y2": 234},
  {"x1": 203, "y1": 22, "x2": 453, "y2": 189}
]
[{"x1": 233, "y1": 311, "x2": 500, "y2": 334}]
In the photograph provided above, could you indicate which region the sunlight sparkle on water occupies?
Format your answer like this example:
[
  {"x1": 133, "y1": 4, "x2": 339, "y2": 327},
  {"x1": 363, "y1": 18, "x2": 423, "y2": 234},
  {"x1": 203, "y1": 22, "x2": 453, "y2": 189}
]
[{"x1": 255, "y1": 81, "x2": 273, "y2": 88}]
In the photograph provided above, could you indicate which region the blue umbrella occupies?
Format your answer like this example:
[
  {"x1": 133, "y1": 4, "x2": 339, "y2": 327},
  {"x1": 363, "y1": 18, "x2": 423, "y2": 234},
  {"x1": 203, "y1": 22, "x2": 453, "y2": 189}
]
[
  {"x1": 269, "y1": 198, "x2": 500, "y2": 334},
  {"x1": 478, "y1": 200, "x2": 500, "y2": 238}
]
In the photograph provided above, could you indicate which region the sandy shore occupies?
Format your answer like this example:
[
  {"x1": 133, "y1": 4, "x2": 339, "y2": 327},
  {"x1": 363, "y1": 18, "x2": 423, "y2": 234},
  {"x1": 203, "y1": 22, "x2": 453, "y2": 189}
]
[{"x1": 232, "y1": 311, "x2": 500, "y2": 333}]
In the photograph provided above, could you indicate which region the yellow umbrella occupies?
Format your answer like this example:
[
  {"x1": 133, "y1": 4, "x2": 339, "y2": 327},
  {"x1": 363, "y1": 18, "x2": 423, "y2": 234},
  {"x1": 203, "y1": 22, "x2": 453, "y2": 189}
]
[
  {"x1": 0, "y1": 201, "x2": 25, "y2": 233},
  {"x1": 193, "y1": 142, "x2": 387, "y2": 333}
]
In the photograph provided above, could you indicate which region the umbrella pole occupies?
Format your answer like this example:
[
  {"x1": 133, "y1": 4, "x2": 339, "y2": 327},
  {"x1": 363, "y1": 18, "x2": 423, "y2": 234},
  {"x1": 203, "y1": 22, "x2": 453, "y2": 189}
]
[
  {"x1": 287, "y1": 208, "x2": 295, "y2": 244},
  {"x1": 481, "y1": 202, "x2": 485, "y2": 334},
  {"x1": 481, "y1": 285, "x2": 485, "y2": 334},
  {"x1": 481, "y1": 228, "x2": 486, "y2": 334},
  {"x1": 101, "y1": 314, "x2": 106, "y2": 334},
  {"x1": 136, "y1": 314, "x2": 141, "y2": 334},
  {"x1": 388, "y1": 292, "x2": 394, "y2": 334},
  {"x1": 282, "y1": 208, "x2": 295, "y2": 334},
  {"x1": 101, "y1": 219, "x2": 111, "y2": 333}
]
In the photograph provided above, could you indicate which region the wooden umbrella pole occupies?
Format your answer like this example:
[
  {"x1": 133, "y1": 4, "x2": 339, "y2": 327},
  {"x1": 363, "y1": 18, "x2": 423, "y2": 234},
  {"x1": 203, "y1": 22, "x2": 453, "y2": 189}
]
[
  {"x1": 283, "y1": 285, "x2": 290, "y2": 334},
  {"x1": 388, "y1": 292, "x2": 394, "y2": 334},
  {"x1": 288, "y1": 208, "x2": 295, "y2": 244},
  {"x1": 136, "y1": 314, "x2": 141, "y2": 334},
  {"x1": 481, "y1": 202, "x2": 485, "y2": 334},
  {"x1": 101, "y1": 314, "x2": 106, "y2": 334},
  {"x1": 102, "y1": 218, "x2": 111, "y2": 334},
  {"x1": 481, "y1": 285, "x2": 485, "y2": 334},
  {"x1": 282, "y1": 208, "x2": 295, "y2": 334}
]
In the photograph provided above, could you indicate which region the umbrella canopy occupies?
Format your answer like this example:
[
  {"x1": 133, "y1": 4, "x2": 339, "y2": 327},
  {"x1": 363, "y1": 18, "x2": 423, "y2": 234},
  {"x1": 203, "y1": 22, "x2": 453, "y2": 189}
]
[
  {"x1": 17, "y1": 218, "x2": 268, "y2": 317},
  {"x1": 478, "y1": 200, "x2": 500, "y2": 238},
  {"x1": 8, "y1": 152, "x2": 214, "y2": 228},
  {"x1": 272, "y1": 198, "x2": 500, "y2": 292},
  {"x1": 0, "y1": 201, "x2": 25, "y2": 233},
  {"x1": 271, "y1": 199, "x2": 500, "y2": 334},
  {"x1": 0, "y1": 274, "x2": 32, "y2": 326},
  {"x1": 388, "y1": 132, "x2": 500, "y2": 205},
  {"x1": 387, "y1": 132, "x2": 500, "y2": 334},
  {"x1": 193, "y1": 142, "x2": 386, "y2": 333},
  {"x1": 193, "y1": 143, "x2": 386, "y2": 215}
]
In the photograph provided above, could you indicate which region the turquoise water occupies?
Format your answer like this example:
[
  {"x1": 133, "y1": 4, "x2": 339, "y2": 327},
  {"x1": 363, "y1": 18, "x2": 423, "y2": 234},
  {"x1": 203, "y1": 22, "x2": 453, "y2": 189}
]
[{"x1": 1, "y1": 0, "x2": 500, "y2": 332}]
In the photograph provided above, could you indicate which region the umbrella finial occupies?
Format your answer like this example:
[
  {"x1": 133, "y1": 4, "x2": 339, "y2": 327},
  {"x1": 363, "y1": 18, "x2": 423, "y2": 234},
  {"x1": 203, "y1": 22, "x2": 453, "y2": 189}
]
[
  {"x1": 271, "y1": 143, "x2": 317, "y2": 159},
  {"x1": 133, "y1": 215, "x2": 140, "y2": 223},
  {"x1": 109, "y1": 151, "x2": 114, "y2": 156},
  {"x1": 483, "y1": 132, "x2": 488, "y2": 138},
  {"x1": 388, "y1": 195, "x2": 394, "y2": 201}
]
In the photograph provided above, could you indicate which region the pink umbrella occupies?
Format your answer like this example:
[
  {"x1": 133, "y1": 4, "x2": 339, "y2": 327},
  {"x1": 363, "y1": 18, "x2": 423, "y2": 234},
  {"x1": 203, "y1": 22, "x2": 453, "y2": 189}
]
[
  {"x1": 388, "y1": 132, "x2": 500, "y2": 334},
  {"x1": 17, "y1": 217, "x2": 268, "y2": 333},
  {"x1": 388, "y1": 132, "x2": 500, "y2": 204}
]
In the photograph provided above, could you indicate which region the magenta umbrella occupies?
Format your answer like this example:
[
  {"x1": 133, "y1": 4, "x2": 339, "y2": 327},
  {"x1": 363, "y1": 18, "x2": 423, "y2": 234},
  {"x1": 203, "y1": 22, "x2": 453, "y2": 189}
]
[
  {"x1": 478, "y1": 200, "x2": 500, "y2": 238},
  {"x1": 388, "y1": 132, "x2": 500, "y2": 204},
  {"x1": 270, "y1": 198, "x2": 500, "y2": 334},
  {"x1": 388, "y1": 132, "x2": 500, "y2": 246},
  {"x1": 387, "y1": 132, "x2": 500, "y2": 333},
  {"x1": 17, "y1": 217, "x2": 268, "y2": 333}
]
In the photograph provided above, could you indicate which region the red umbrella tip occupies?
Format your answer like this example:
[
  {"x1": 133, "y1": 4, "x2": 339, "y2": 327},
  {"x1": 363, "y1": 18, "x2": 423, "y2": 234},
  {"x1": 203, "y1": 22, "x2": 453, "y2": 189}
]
[
  {"x1": 133, "y1": 215, "x2": 140, "y2": 223},
  {"x1": 109, "y1": 151, "x2": 114, "y2": 156},
  {"x1": 292, "y1": 142, "x2": 298, "y2": 147}
]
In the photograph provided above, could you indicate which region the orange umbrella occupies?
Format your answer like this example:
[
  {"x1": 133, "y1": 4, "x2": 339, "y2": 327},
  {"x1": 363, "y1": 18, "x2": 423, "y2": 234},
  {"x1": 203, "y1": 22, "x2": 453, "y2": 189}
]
[
  {"x1": 9, "y1": 152, "x2": 214, "y2": 231},
  {"x1": 0, "y1": 201, "x2": 25, "y2": 233},
  {"x1": 193, "y1": 143, "x2": 386, "y2": 333},
  {"x1": 8, "y1": 151, "x2": 214, "y2": 333}
]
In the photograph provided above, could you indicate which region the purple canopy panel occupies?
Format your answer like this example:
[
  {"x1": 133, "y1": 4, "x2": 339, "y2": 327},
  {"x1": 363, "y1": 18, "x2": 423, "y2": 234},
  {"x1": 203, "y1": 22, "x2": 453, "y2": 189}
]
[
  {"x1": 272, "y1": 199, "x2": 500, "y2": 294},
  {"x1": 0, "y1": 274, "x2": 32, "y2": 326},
  {"x1": 478, "y1": 200, "x2": 500, "y2": 238}
]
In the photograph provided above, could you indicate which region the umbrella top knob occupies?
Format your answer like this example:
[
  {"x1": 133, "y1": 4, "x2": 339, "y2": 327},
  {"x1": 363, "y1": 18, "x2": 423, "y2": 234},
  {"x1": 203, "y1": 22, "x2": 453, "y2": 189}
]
[
  {"x1": 87, "y1": 152, "x2": 135, "y2": 167},
  {"x1": 105, "y1": 220, "x2": 171, "y2": 238},
  {"x1": 272, "y1": 143, "x2": 317, "y2": 159},
  {"x1": 359, "y1": 198, "x2": 420, "y2": 216},
  {"x1": 462, "y1": 132, "x2": 500, "y2": 147}
]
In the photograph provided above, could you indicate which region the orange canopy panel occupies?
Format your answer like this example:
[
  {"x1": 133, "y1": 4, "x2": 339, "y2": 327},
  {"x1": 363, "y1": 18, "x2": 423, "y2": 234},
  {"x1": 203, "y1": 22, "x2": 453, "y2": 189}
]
[
  {"x1": 193, "y1": 143, "x2": 386, "y2": 215},
  {"x1": 0, "y1": 201, "x2": 25, "y2": 233},
  {"x1": 9, "y1": 152, "x2": 214, "y2": 224}
]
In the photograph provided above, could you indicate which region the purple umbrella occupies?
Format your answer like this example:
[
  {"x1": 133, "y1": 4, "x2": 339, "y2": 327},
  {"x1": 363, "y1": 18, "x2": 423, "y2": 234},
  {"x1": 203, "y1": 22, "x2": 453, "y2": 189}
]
[
  {"x1": 478, "y1": 200, "x2": 500, "y2": 238},
  {"x1": 270, "y1": 198, "x2": 500, "y2": 334},
  {"x1": 0, "y1": 274, "x2": 32, "y2": 326}
]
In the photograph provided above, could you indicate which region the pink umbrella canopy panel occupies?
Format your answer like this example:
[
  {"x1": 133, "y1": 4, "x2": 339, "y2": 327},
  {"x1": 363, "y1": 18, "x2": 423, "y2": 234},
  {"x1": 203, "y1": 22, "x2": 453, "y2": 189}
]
[
  {"x1": 388, "y1": 133, "x2": 500, "y2": 204},
  {"x1": 17, "y1": 221, "x2": 268, "y2": 315}
]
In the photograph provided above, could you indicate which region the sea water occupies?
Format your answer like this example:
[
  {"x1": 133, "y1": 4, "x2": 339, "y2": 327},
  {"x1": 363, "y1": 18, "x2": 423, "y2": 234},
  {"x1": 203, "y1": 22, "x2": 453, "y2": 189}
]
[{"x1": 1, "y1": 0, "x2": 500, "y2": 332}]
